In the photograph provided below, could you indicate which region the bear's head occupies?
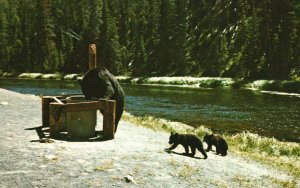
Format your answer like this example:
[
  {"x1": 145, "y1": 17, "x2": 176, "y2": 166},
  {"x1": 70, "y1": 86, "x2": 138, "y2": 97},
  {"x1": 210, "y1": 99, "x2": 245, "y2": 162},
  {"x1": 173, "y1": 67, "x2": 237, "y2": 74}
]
[
  {"x1": 169, "y1": 132, "x2": 179, "y2": 145},
  {"x1": 203, "y1": 133, "x2": 214, "y2": 143},
  {"x1": 78, "y1": 68, "x2": 107, "y2": 100}
]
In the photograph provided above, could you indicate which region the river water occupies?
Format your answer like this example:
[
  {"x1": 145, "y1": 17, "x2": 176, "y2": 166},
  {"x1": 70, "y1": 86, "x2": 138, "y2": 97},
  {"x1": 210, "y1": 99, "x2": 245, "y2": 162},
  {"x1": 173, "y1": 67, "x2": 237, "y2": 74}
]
[{"x1": 0, "y1": 78, "x2": 299, "y2": 142}]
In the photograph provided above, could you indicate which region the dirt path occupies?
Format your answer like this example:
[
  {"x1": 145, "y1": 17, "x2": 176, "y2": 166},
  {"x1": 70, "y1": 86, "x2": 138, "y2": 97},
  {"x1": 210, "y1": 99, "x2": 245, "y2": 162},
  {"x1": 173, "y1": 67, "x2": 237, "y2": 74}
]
[{"x1": 0, "y1": 88, "x2": 297, "y2": 187}]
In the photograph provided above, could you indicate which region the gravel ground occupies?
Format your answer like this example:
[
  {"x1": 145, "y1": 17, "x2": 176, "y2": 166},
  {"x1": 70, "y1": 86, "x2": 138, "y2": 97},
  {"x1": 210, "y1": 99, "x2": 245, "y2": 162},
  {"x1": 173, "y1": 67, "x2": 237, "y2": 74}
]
[{"x1": 0, "y1": 88, "x2": 298, "y2": 188}]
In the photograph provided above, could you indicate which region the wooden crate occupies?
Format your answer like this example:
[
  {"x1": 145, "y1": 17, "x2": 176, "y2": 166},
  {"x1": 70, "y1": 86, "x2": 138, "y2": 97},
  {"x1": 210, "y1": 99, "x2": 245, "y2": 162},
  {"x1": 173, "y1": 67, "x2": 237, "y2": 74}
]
[{"x1": 41, "y1": 96, "x2": 116, "y2": 140}]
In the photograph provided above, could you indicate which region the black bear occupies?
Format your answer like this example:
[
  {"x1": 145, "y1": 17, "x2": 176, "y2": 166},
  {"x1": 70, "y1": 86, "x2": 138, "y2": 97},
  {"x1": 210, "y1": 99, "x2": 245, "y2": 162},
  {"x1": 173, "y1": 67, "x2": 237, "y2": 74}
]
[
  {"x1": 203, "y1": 133, "x2": 228, "y2": 156},
  {"x1": 78, "y1": 67, "x2": 124, "y2": 132},
  {"x1": 167, "y1": 132, "x2": 207, "y2": 159}
]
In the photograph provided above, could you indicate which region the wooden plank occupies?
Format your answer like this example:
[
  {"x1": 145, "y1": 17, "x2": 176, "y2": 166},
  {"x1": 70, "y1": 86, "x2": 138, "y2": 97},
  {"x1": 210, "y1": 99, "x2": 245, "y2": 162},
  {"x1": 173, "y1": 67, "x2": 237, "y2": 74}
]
[
  {"x1": 53, "y1": 97, "x2": 64, "y2": 104},
  {"x1": 103, "y1": 100, "x2": 116, "y2": 139},
  {"x1": 67, "y1": 111, "x2": 96, "y2": 138},
  {"x1": 64, "y1": 101, "x2": 104, "y2": 112}
]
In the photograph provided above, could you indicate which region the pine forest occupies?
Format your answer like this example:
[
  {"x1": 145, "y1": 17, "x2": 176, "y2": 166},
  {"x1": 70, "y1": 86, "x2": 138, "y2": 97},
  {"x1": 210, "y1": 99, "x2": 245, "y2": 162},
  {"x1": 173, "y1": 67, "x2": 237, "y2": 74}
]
[{"x1": 0, "y1": 0, "x2": 299, "y2": 80}]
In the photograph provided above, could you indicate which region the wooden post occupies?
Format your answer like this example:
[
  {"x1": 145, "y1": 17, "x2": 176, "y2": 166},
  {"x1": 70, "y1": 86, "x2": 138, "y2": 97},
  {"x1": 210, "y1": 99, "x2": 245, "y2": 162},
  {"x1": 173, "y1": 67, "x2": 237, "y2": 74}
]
[
  {"x1": 42, "y1": 96, "x2": 61, "y2": 127},
  {"x1": 89, "y1": 44, "x2": 97, "y2": 70},
  {"x1": 49, "y1": 102, "x2": 66, "y2": 138},
  {"x1": 102, "y1": 100, "x2": 116, "y2": 139},
  {"x1": 41, "y1": 96, "x2": 53, "y2": 127}
]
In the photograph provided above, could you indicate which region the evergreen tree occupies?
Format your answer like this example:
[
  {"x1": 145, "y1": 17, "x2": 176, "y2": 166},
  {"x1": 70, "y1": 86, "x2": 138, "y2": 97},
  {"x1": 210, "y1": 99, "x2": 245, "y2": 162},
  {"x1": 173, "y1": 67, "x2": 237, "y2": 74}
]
[
  {"x1": 157, "y1": 0, "x2": 175, "y2": 75},
  {"x1": 99, "y1": 0, "x2": 121, "y2": 73},
  {"x1": 144, "y1": 0, "x2": 160, "y2": 75},
  {"x1": 129, "y1": 0, "x2": 149, "y2": 76},
  {"x1": 118, "y1": 0, "x2": 130, "y2": 74},
  {"x1": 18, "y1": 0, "x2": 35, "y2": 72},
  {"x1": 0, "y1": 0, "x2": 298, "y2": 79},
  {"x1": 6, "y1": 0, "x2": 21, "y2": 71},
  {"x1": 173, "y1": 0, "x2": 188, "y2": 75},
  {"x1": 267, "y1": 0, "x2": 294, "y2": 79},
  {"x1": 32, "y1": 0, "x2": 58, "y2": 72},
  {"x1": 0, "y1": 0, "x2": 9, "y2": 70}
]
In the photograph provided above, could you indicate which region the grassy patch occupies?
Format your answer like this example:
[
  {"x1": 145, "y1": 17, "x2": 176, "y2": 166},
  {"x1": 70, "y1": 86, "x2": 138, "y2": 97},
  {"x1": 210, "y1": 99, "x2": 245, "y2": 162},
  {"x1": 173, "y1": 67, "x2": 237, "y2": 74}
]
[
  {"x1": 267, "y1": 176, "x2": 298, "y2": 188},
  {"x1": 232, "y1": 175, "x2": 254, "y2": 187},
  {"x1": 122, "y1": 112, "x2": 211, "y2": 136},
  {"x1": 209, "y1": 179, "x2": 228, "y2": 188},
  {"x1": 226, "y1": 132, "x2": 300, "y2": 177},
  {"x1": 18, "y1": 73, "x2": 43, "y2": 79},
  {"x1": 122, "y1": 112, "x2": 300, "y2": 177},
  {"x1": 117, "y1": 76, "x2": 235, "y2": 88},
  {"x1": 95, "y1": 160, "x2": 113, "y2": 171},
  {"x1": 178, "y1": 163, "x2": 200, "y2": 180},
  {"x1": 248, "y1": 80, "x2": 300, "y2": 93},
  {"x1": 167, "y1": 158, "x2": 180, "y2": 168},
  {"x1": 116, "y1": 76, "x2": 300, "y2": 93}
]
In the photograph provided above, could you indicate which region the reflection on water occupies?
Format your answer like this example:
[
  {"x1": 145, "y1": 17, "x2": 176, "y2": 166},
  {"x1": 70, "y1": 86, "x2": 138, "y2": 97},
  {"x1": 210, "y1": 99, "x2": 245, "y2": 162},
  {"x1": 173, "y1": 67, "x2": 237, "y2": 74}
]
[{"x1": 0, "y1": 78, "x2": 299, "y2": 142}]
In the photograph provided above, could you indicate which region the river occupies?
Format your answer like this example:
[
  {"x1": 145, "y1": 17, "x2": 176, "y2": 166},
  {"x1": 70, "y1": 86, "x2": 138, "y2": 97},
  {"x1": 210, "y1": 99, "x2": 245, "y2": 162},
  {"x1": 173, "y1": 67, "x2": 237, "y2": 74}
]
[{"x1": 0, "y1": 78, "x2": 299, "y2": 142}]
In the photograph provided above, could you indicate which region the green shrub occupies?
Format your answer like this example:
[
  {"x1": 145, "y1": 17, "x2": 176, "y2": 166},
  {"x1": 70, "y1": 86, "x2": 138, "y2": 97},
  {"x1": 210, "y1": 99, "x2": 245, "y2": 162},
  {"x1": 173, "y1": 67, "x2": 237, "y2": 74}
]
[{"x1": 199, "y1": 80, "x2": 223, "y2": 88}]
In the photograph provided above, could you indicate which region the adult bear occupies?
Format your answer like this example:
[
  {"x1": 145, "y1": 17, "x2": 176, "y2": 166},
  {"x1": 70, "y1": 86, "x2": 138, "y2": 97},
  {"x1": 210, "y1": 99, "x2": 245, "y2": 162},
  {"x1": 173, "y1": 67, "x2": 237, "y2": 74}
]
[{"x1": 78, "y1": 67, "x2": 124, "y2": 132}]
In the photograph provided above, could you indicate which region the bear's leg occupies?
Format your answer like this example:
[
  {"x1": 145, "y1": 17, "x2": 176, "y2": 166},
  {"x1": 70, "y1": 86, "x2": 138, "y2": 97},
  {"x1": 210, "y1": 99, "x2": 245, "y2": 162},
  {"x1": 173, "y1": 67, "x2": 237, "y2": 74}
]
[
  {"x1": 184, "y1": 146, "x2": 189, "y2": 154},
  {"x1": 216, "y1": 147, "x2": 220, "y2": 155},
  {"x1": 221, "y1": 149, "x2": 227, "y2": 156},
  {"x1": 168, "y1": 143, "x2": 178, "y2": 151},
  {"x1": 114, "y1": 101, "x2": 124, "y2": 132},
  {"x1": 197, "y1": 146, "x2": 208, "y2": 159},
  {"x1": 206, "y1": 144, "x2": 212, "y2": 152},
  {"x1": 190, "y1": 146, "x2": 196, "y2": 157}
]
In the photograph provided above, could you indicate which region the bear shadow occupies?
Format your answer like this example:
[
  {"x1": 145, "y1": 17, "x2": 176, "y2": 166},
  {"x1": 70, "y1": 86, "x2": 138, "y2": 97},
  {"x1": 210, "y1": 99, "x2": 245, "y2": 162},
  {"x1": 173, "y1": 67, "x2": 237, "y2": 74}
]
[
  {"x1": 25, "y1": 126, "x2": 110, "y2": 142},
  {"x1": 164, "y1": 149, "x2": 204, "y2": 159}
]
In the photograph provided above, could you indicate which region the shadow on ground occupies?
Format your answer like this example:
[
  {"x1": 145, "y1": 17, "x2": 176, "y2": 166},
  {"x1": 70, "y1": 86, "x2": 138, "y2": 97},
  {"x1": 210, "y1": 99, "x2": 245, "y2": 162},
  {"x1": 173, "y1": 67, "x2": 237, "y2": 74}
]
[
  {"x1": 163, "y1": 149, "x2": 204, "y2": 160},
  {"x1": 25, "y1": 126, "x2": 110, "y2": 142}
]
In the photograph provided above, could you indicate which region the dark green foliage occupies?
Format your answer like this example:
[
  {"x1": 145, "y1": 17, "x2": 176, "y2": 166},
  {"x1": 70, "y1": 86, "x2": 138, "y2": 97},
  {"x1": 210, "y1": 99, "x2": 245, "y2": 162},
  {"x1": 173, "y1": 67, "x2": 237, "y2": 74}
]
[
  {"x1": 230, "y1": 80, "x2": 248, "y2": 89},
  {"x1": 0, "y1": 0, "x2": 299, "y2": 80},
  {"x1": 199, "y1": 80, "x2": 223, "y2": 88},
  {"x1": 260, "y1": 80, "x2": 300, "y2": 93}
]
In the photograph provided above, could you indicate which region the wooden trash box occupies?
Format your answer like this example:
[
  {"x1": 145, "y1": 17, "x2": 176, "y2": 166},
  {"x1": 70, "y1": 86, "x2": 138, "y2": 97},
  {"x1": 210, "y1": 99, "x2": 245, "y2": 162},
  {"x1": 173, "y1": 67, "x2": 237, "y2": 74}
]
[
  {"x1": 42, "y1": 96, "x2": 116, "y2": 140},
  {"x1": 66, "y1": 110, "x2": 96, "y2": 138}
]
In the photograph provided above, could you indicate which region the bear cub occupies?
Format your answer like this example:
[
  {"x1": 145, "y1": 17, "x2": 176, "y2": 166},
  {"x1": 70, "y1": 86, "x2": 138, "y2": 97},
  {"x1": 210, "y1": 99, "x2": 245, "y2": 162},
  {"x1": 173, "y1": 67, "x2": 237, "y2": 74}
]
[
  {"x1": 167, "y1": 132, "x2": 207, "y2": 159},
  {"x1": 203, "y1": 133, "x2": 228, "y2": 156}
]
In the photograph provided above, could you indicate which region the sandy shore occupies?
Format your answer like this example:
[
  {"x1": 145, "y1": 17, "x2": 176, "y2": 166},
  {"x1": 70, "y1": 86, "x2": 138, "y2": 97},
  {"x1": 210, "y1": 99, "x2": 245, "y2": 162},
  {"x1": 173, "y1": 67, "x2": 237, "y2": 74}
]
[{"x1": 0, "y1": 88, "x2": 298, "y2": 187}]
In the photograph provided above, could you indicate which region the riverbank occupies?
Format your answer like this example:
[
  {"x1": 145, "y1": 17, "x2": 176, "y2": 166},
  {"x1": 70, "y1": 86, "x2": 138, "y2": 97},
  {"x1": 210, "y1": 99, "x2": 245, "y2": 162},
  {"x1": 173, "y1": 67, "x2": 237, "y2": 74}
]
[
  {"x1": 1, "y1": 72, "x2": 299, "y2": 94},
  {"x1": 122, "y1": 113, "x2": 300, "y2": 177},
  {"x1": 0, "y1": 88, "x2": 299, "y2": 187}
]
